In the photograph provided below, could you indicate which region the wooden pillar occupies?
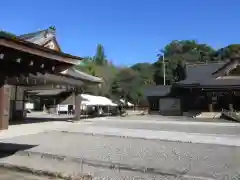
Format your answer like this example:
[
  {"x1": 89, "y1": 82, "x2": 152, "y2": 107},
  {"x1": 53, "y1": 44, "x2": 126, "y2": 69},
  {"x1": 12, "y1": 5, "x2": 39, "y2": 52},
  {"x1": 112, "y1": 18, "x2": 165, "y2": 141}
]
[
  {"x1": 208, "y1": 103, "x2": 213, "y2": 112},
  {"x1": 0, "y1": 76, "x2": 10, "y2": 130},
  {"x1": 12, "y1": 86, "x2": 26, "y2": 121},
  {"x1": 43, "y1": 104, "x2": 47, "y2": 113},
  {"x1": 228, "y1": 91, "x2": 234, "y2": 111},
  {"x1": 207, "y1": 92, "x2": 214, "y2": 112},
  {"x1": 73, "y1": 90, "x2": 81, "y2": 121}
]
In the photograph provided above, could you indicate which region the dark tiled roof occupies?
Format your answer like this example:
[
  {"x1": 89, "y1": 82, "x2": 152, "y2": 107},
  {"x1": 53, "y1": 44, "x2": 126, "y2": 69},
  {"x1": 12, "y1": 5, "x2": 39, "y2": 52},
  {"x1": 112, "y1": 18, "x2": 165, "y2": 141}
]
[
  {"x1": 186, "y1": 62, "x2": 225, "y2": 80},
  {"x1": 18, "y1": 28, "x2": 103, "y2": 84},
  {"x1": 18, "y1": 27, "x2": 62, "y2": 51},
  {"x1": 0, "y1": 31, "x2": 83, "y2": 63},
  {"x1": 29, "y1": 73, "x2": 84, "y2": 87},
  {"x1": 172, "y1": 60, "x2": 240, "y2": 88},
  {"x1": 200, "y1": 78, "x2": 240, "y2": 87},
  {"x1": 174, "y1": 78, "x2": 240, "y2": 89},
  {"x1": 212, "y1": 57, "x2": 240, "y2": 76},
  {"x1": 18, "y1": 28, "x2": 55, "y2": 45},
  {"x1": 176, "y1": 62, "x2": 226, "y2": 85},
  {"x1": 144, "y1": 85, "x2": 171, "y2": 97},
  {"x1": 61, "y1": 67, "x2": 103, "y2": 83},
  {"x1": 1, "y1": 28, "x2": 102, "y2": 83}
]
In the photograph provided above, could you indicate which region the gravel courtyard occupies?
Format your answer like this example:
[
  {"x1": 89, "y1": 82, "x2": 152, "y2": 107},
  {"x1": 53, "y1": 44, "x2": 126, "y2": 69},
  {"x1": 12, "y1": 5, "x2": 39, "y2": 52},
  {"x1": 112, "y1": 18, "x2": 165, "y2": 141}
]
[
  {"x1": 0, "y1": 167, "x2": 62, "y2": 180},
  {"x1": 1, "y1": 115, "x2": 240, "y2": 179}
]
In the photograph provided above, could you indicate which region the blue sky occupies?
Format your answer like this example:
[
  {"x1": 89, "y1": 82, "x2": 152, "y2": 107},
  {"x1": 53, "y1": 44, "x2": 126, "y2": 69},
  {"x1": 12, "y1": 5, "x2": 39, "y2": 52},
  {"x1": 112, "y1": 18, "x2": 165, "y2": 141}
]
[{"x1": 1, "y1": 0, "x2": 240, "y2": 66}]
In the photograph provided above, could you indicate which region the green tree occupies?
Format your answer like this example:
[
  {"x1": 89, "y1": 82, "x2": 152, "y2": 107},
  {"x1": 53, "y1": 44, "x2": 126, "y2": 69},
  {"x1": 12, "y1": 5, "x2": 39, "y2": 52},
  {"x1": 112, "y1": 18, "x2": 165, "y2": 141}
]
[
  {"x1": 163, "y1": 40, "x2": 215, "y2": 62},
  {"x1": 215, "y1": 44, "x2": 240, "y2": 60},
  {"x1": 111, "y1": 68, "x2": 140, "y2": 101},
  {"x1": 93, "y1": 44, "x2": 107, "y2": 65},
  {"x1": 76, "y1": 56, "x2": 96, "y2": 76},
  {"x1": 153, "y1": 40, "x2": 216, "y2": 85},
  {"x1": 94, "y1": 65, "x2": 118, "y2": 97},
  {"x1": 75, "y1": 39, "x2": 237, "y2": 102},
  {"x1": 111, "y1": 67, "x2": 149, "y2": 105},
  {"x1": 75, "y1": 55, "x2": 118, "y2": 96},
  {"x1": 131, "y1": 63, "x2": 155, "y2": 85}
]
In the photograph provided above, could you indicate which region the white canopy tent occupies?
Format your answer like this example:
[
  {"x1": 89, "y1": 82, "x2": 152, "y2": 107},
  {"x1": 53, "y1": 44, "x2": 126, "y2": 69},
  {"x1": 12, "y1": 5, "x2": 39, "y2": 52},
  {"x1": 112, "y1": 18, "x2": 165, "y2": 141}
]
[
  {"x1": 127, "y1": 102, "x2": 134, "y2": 107},
  {"x1": 120, "y1": 99, "x2": 134, "y2": 107},
  {"x1": 56, "y1": 94, "x2": 117, "y2": 114},
  {"x1": 81, "y1": 94, "x2": 118, "y2": 107}
]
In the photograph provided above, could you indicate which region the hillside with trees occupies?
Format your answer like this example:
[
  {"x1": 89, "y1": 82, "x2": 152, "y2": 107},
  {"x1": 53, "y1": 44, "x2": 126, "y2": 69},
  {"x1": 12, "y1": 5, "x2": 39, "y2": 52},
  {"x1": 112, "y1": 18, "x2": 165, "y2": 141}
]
[{"x1": 75, "y1": 41, "x2": 240, "y2": 105}]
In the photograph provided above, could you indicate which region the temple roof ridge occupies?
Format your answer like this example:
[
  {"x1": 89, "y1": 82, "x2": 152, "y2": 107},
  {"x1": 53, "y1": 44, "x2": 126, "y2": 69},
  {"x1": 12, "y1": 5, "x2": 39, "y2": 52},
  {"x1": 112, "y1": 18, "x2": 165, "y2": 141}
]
[{"x1": 17, "y1": 26, "x2": 56, "y2": 46}]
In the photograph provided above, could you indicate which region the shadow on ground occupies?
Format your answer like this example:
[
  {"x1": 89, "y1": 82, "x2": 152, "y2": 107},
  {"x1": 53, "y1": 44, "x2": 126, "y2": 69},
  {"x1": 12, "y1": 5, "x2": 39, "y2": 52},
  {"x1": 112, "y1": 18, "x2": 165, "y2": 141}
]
[
  {"x1": 9, "y1": 117, "x2": 74, "y2": 126},
  {"x1": 0, "y1": 142, "x2": 37, "y2": 158},
  {"x1": 9, "y1": 114, "x2": 114, "y2": 126}
]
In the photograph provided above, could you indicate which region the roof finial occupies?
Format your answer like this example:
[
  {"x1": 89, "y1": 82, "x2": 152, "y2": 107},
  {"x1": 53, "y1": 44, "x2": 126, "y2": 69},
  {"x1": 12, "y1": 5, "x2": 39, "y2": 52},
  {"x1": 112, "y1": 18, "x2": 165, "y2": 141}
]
[{"x1": 49, "y1": 26, "x2": 56, "y2": 31}]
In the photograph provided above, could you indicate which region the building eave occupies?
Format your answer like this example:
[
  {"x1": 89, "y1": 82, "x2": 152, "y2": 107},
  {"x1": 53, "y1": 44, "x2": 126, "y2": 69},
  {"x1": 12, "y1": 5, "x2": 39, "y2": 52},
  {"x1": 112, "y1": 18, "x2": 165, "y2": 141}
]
[
  {"x1": 0, "y1": 32, "x2": 83, "y2": 65},
  {"x1": 61, "y1": 68, "x2": 103, "y2": 83}
]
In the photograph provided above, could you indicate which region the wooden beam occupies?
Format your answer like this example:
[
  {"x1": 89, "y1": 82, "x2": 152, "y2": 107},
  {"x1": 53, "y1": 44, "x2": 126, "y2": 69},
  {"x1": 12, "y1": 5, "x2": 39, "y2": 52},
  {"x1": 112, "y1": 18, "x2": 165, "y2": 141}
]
[
  {"x1": 0, "y1": 38, "x2": 80, "y2": 65},
  {"x1": 0, "y1": 52, "x2": 57, "y2": 77},
  {"x1": 23, "y1": 85, "x2": 67, "y2": 91}
]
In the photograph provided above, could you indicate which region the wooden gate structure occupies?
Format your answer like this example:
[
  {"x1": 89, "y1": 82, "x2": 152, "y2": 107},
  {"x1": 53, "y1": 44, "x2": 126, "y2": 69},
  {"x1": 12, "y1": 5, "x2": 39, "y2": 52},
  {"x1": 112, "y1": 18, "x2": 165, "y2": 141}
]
[{"x1": 0, "y1": 29, "x2": 102, "y2": 130}]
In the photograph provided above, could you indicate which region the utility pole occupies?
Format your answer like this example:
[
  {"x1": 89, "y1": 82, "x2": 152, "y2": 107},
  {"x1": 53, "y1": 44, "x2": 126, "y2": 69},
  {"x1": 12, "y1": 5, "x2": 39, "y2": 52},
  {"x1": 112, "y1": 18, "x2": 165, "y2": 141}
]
[
  {"x1": 157, "y1": 49, "x2": 166, "y2": 85},
  {"x1": 162, "y1": 53, "x2": 166, "y2": 85}
]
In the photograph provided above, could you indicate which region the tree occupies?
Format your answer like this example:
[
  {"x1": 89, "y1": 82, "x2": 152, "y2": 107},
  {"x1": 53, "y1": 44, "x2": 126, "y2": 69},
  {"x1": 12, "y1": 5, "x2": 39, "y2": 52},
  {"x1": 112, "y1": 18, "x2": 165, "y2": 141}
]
[
  {"x1": 94, "y1": 65, "x2": 118, "y2": 97},
  {"x1": 75, "y1": 55, "x2": 118, "y2": 96},
  {"x1": 74, "y1": 39, "x2": 240, "y2": 102},
  {"x1": 75, "y1": 56, "x2": 97, "y2": 76},
  {"x1": 93, "y1": 44, "x2": 108, "y2": 66},
  {"x1": 111, "y1": 68, "x2": 142, "y2": 103},
  {"x1": 163, "y1": 40, "x2": 215, "y2": 62},
  {"x1": 153, "y1": 40, "x2": 216, "y2": 85},
  {"x1": 131, "y1": 63, "x2": 155, "y2": 85},
  {"x1": 215, "y1": 44, "x2": 240, "y2": 60}
]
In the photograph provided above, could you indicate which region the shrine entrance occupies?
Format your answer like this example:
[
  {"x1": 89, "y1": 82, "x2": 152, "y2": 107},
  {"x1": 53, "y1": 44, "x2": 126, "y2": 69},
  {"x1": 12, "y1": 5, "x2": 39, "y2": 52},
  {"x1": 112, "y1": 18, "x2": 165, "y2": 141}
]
[{"x1": 0, "y1": 31, "x2": 82, "y2": 130}]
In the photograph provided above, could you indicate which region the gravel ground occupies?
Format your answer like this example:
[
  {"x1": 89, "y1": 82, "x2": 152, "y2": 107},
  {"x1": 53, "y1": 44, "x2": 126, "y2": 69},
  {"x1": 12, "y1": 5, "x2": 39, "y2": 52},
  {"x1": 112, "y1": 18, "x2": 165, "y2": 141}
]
[
  {"x1": 1, "y1": 115, "x2": 240, "y2": 179},
  {"x1": 0, "y1": 168, "x2": 62, "y2": 180},
  {"x1": 86, "y1": 121, "x2": 240, "y2": 135},
  {"x1": 2, "y1": 131, "x2": 240, "y2": 179},
  {"x1": 0, "y1": 155, "x2": 213, "y2": 180},
  {"x1": 99, "y1": 115, "x2": 233, "y2": 122}
]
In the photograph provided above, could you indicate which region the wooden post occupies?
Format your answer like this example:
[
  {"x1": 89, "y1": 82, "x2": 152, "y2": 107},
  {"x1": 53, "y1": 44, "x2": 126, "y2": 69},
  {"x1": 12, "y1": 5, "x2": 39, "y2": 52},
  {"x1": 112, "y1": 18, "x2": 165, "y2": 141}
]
[
  {"x1": 229, "y1": 103, "x2": 233, "y2": 111},
  {"x1": 0, "y1": 75, "x2": 10, "y2": 130},
  {"x1": 228, "y1": 91, "x2": 234, "y2": 111},
  {"x1": 207, "y1": 92, "x2": 214, "y2": 112},
  {"x1": 13, "y1": 86, "x2": 26, "y2": 121},
  {"x1": 73, "y1": 90, "x2": 81, "y2": 121},
  {"x1": 208, "y1": 103, "x2": 213, "y2": 112}
]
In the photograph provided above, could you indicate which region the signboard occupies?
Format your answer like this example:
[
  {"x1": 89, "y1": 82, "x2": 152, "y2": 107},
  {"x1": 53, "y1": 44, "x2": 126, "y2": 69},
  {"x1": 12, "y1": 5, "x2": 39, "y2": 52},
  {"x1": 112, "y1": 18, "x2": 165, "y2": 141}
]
[
  {"x1": 25, "y1": 103, "x2": 34, "y2": 110},
  {"x1": 159, "y1": 98, "x2": 181, "y2": 115},
  {"x1": 57, "y1": 104, "x2": 68, "y2": 112}
]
